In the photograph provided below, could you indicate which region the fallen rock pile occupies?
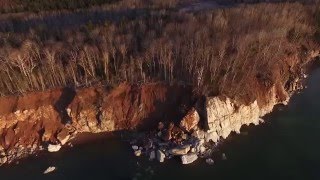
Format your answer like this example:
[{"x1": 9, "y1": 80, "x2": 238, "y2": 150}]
[{"x1": 130, "y1": 108, "x2": 223, "y2": 165}]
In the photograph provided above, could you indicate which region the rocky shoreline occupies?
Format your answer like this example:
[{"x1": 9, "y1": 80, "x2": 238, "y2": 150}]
[
  {"x1": 128, "y1": 65, "x2": 315, "y2": 165},
  {"x1": 128, "y1": 86, "x2": 292, "y2": 165},
  {"x1": 0, "y1": 52, "x2": 319, "y2": 166},
  {"x1": 0, "y1": 73, "x2": 309, "y2": 166}
]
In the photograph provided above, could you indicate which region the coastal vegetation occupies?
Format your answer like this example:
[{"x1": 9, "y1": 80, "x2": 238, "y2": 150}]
[{"x1": 0, "y1": 0, "x2": 318, "y2": 105}]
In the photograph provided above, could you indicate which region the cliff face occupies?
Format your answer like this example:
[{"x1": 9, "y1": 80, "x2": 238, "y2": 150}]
[
  {"x1": 206, "y1": 85, "x2": 282, "y2": 140},
  {"x1": 204, "y1": 53, "x2": 320, "y2": 142},
  {"x1": 0, "y1": 83, "x2": 296, "y2": 165},
  {"x1": 0, "y1": 83, "x2": 194, "y2": 164},
  {"x1": 0, "y1": 52, "x2": 319, "y2": 165}
]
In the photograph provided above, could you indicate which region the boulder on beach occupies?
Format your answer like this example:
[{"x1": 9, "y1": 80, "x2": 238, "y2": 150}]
[
  {"x1": 43, "y1": 166, "x2": 56, "y2": 174},
  {"x1": 199, "y1": 146, "x2": 206, "y2": 154},
  {"x1": 134, "y1": 150, "x2": 142, "y2": 157},
  {"x1": 181, "y1": 153, "x2": 198, "y2": 164},
  {"x1": 169, "y1": 145, "x2": 191, "y2": 155},
  {"x1": 149, "y1": 150, "x2": 156, "y2": 160},
  {"x1": 132, "y1": 145, "x2": 139, "y2": 151},
  {"x1": 57, "y1": 129, "x2": 70, "y2": 145},
  {"x1": 157, "y1": 150, "x2": 165, "y2": 163},
  {"x1": 180, "y1": 108, "x2": 200, "y2": 132},
  {"x1": 48, "y1": 144, "x2": 61, "y2": 152},
  {"x1": 206, "y1": 158, "x2": 214, "y2": 165}
]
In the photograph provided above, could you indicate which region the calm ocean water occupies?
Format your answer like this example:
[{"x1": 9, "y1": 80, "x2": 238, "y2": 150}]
[{"x1": 1, "y1": 68, "x2": 320, "y2": 180}]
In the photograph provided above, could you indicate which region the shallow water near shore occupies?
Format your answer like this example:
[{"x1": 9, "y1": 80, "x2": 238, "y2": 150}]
[{"x1": 0, "y1": 68, "x2": 320, "y2": 180}]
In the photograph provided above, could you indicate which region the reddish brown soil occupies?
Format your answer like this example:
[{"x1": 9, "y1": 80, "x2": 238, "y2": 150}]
[
  {"x1": 0, "y1": 83, "x2": 194, "y2": 150},
  {"x1": 0, "y1": 89, "x2": 63, "y2": 116},
  {"x1": 101, "y1": 83, "x2": 194, "y2": 130}
]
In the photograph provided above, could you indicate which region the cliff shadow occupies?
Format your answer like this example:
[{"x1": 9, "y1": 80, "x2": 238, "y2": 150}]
[
  {"x1": 135, "y1": 85, "x2": 212, "y2": 132},
  {"x1": 195, "y1": 95, "x2": 209, "y2": 131},
  {"x1": 136, "y1": 84, "x2": 195, "y2": 131},
  {"x1": 54, "y1": 87, "x2": 76, "y2": 125}
]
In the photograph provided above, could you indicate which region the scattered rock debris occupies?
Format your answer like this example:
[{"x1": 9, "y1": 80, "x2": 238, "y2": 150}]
[{"x1": 130, "y1": 108, "x2": 222, "y2": 165}]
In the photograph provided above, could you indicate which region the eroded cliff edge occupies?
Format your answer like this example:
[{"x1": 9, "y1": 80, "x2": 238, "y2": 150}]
[{"x1": 0, "y1": 50, "x2": 319, "y2": 165}]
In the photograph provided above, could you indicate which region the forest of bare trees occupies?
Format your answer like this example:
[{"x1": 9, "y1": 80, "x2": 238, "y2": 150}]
[{"x1": 0, "y1": 0, "x2": 319, "y2": 104}]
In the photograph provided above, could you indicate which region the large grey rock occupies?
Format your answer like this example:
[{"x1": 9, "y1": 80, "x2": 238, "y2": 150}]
[
  {"x1": 169, "y1": 145, "x2": 191, "y2": 155},
  {"x1": 181, "y1": 153, "x2": 198, "y2": 164},
  {"x1": 43, "y1": 166, "x2": 56, "y2": 174},
  {"x1": 134, "y1": 150, "x2": 142, "y2": 157},
  {"x1": 157, "y1": 150, "x2": 165, "y2": 163},
  {"x1": 206, "y1": 158, "x2": 214, "y2": 165},
  {"x1": 149, "y1": 150, "x2": 156, "y2": 160},
  {"x1": 48, "y1": 144, "x2": 61, "y2": 152},
  {"x1": 132, "y1": 145, "x2": 139, "y2": 151},
  {"x1": 199, "y1": 146, "x2": 206, "y2": 154}
]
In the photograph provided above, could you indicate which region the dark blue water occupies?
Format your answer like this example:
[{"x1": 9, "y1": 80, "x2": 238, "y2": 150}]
[{"x1": 0, "y1": 68, "x2": 320, "y2": 180}]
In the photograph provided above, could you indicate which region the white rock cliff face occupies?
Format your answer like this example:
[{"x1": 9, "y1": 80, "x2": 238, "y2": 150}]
[{"x1": 206, "y1": 86, "x2": 284, "y2": 141}]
